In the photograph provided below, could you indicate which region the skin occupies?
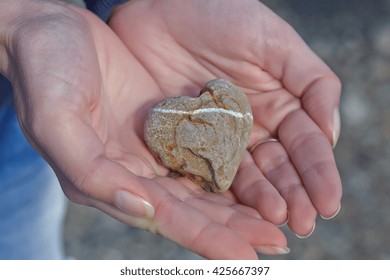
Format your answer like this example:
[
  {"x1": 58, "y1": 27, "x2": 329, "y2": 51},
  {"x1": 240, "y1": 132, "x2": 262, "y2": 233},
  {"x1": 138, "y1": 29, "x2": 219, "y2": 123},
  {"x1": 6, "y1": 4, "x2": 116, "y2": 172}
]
[
  {"x1": 0, "y1": 0, "x2": 342, "y2": 259},
  {"x1": 110, "y1": 0, "x2": 342, "y2": 234}
]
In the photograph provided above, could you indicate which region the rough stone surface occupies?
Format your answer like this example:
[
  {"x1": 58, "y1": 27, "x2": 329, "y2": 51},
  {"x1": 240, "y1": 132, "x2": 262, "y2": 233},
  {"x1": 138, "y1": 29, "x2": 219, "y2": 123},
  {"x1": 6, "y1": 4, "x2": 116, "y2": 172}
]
[{"x1": 144, "y1": 79, "x2": 253, "y2": 192}]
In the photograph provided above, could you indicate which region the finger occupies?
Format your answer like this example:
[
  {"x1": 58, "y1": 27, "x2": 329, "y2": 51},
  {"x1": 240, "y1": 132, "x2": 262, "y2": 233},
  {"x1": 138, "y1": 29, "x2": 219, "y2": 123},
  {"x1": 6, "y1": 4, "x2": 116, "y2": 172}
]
[
  {"x1": 69, "y1": 171, "x2": 260, "y2": 259},
  {"x1": 301, "y1": 76, "x2": 341, "y2": 148},
  {"x1": 57, "y1": 171, "x2": 160, "y2": 232},
  {"x1": 27, "y1": 109, "x2": 163, "y2": 221},
  {"x1": 252, "y1": 140, "x2": 317, "y2": 237},
  {"x1": 150, "y1": 176, "x2": 288, "y2": 257},
  {"x1": 282, "y1": 44, "x2": 341, "y2": 147},
  {"x1": 278, "y1": 110, "x2": 342, "y2": 218},
  {"x1": 173, "y1": 176, "x2": 261, "y2": 219},
  {"x1": 231, "y1": 151, "x2": 287, "y2": 225},
  {"x1": 63, "y1": 169, "x2": 262, "y2": 259},
  {"x1": 184, "y1": 197, "x2": 287, "y2": 249},
  {"x1": 152, "y1": 192, "x2": 258, "y2": 259}
]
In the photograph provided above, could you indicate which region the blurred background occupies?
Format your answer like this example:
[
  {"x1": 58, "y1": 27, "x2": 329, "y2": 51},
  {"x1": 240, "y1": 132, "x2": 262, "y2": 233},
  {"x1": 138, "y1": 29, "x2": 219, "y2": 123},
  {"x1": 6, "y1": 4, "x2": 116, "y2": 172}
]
[{"x1": 63, "y1": 0, "x2": 390, "y2": 259}]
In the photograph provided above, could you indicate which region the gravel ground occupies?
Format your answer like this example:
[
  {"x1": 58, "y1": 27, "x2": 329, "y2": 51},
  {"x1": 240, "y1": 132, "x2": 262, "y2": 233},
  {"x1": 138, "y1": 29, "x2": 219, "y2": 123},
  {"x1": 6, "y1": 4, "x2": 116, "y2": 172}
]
[{"x1": 63, "y1": 0, "x2": 390, "y2": 259}]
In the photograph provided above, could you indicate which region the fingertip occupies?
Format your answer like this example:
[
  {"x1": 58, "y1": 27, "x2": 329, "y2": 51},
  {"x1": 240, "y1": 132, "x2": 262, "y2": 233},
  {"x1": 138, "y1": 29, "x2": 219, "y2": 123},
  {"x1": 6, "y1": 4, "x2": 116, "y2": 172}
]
[
  {"x1": 295, "y1": 222, "x2": 316, "y2": 239},
  {"x1": 233, "y1": 152, "x2": 287, "y2": 226},
  {"x1": 284, "y1": 190, "x2": 317, "y2": 238},
  {"x1": 266, "y1": 198, "x2": 288, "y2": 226},
  {"x1": 320, "y1": 203, "x2": 341, "y2": 220},
  {"x1": 301, "y1": 74, "x2": 342, "y2": 146},
  {"x1": 252, "y1": 221, "x2": 289, "y2": 255},
  {"x1": 255, "y1": 246, "x2": 290, "y2": 256},
  {"x1": 278, "y1": 109, "x2": 343, "y2": 225},
  {"x1": 251, "y1": 188, "x2": 287, "y2": 226},
  {"x1": 315, "y1": 180, "x2": 342, "y2": 219},
  {"x1": 278, "y1": 212, "x2": 289, "y2": 227},
  {"x1": 114, "y1": 190, "x2": 155, "y2": 219}
]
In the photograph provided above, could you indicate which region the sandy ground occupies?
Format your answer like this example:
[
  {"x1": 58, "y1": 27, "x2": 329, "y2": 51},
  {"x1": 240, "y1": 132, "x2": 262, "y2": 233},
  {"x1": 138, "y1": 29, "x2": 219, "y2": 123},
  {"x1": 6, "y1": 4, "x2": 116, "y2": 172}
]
[{"x1": 62, "y1": 0, "x2": 390, "y2": 259}]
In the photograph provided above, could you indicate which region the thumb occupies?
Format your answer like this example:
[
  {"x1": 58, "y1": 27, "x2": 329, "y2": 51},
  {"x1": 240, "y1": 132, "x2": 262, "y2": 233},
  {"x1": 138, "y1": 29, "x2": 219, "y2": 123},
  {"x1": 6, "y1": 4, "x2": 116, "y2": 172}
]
[
  {"x1": 280, "y1": 43, "x2": 341, "y2": 147},
  {"x1": 281, "y1": 41, "x2": 341, "y2": 147},
  {"x1": 258, "y1": 8, "x2": 342, "y2": 146},
  {"x1": 21, "y1": 108, "x2": 157, "y2": 221}
]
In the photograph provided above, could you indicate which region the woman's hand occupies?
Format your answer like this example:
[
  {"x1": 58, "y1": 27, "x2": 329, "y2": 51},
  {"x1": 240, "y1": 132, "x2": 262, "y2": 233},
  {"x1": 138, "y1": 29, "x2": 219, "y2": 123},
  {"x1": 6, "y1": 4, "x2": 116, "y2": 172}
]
[
  {"x1": 1, "y1": 0, "x2": 289, "y2": 259},
  {"x1": 109, "y1": 0, "x2": 342, "y2": 238}
]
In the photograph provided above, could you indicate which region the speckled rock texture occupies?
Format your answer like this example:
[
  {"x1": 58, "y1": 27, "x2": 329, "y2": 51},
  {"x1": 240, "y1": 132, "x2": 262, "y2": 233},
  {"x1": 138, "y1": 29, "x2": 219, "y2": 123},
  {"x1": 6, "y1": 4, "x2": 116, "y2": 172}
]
[{"x1": 144, "y1": 79, "x2": 253, "y2": 192}]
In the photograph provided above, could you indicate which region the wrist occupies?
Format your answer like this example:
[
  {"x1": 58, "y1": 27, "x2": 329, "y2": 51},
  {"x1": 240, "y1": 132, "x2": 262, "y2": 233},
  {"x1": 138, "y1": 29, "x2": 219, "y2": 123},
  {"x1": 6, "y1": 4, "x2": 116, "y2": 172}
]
[
  {"x1": 0, "y1": 0, "x2": 41, "y2": 75},
  {"x1": 0, "y1": 0, "x2": 23, "y2": 75},
  {"x1": 0, "y1": 0, "x2": 81, "y2": 76}
]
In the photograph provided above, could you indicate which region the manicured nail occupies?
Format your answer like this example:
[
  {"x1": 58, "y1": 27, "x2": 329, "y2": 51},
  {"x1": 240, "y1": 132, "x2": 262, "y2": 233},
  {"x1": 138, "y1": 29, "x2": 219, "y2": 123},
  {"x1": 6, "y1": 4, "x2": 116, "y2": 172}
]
[
  {"x1": 278, "y1": 212, "x2": 289, "y2": 227},
  {"x1": 255, "y1": 246, "x2": 290, "y2": 255},
  {"x1": 332, "y1": 107, "x2": 341, "y2": 148},
  {"x1": 114, "y1": 190, "x2": 155, "y2": 219},
  {"x1": 295, "y1": 222, "x2": 316, "y2": 239},
  {"x1": 321, "y1": 204, "x2": 341, "y2": 220}
]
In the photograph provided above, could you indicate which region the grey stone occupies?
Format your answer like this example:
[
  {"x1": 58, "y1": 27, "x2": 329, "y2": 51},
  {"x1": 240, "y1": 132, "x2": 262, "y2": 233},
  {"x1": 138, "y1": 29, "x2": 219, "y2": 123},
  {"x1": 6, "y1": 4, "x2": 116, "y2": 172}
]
[{"x1": 144, "y1": 79, "x2": 253, "y2": 192}]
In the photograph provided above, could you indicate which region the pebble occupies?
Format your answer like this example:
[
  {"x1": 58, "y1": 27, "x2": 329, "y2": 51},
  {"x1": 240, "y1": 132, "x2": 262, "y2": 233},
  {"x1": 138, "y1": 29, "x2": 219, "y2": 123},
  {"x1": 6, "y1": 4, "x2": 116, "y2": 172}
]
[{"x1": 144, "y1": 79, "x2": 253, "y2": 192}]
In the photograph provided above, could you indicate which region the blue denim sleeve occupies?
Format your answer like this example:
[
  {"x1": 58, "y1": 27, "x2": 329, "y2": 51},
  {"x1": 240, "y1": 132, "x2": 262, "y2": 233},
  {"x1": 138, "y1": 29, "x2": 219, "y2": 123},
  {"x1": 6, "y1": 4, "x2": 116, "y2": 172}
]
[{"x1": 84, "y1": 0, "x2": 129, "y2": 21}]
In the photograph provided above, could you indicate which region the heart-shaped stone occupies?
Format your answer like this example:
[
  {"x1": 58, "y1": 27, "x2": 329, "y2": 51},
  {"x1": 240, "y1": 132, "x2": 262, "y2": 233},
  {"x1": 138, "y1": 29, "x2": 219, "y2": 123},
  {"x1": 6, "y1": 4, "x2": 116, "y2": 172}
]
[{"x1": 144, "y1": 79, "x2": 253, "y2": 192}]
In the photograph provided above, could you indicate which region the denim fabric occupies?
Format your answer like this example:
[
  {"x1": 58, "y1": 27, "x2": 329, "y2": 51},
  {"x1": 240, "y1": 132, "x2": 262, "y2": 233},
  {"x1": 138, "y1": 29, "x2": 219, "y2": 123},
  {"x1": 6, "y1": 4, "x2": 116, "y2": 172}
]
[
  {"x1": 85, "y1": 0, "x2": 129, "y2": 21},
  {"x1": 0, "y1": 76, "x2": 66, "y2": 259}
]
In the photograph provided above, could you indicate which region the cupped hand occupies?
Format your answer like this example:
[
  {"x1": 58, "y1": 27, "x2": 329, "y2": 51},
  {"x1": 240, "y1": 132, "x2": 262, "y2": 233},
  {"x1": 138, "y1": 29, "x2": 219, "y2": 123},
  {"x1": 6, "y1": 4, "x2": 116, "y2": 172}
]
[
  {"x1": 0, "y1": 0, "x2": 288, "y2": 259},
  {"x1": 109, "y1": 0, "x2": 342, "y2": 238}
]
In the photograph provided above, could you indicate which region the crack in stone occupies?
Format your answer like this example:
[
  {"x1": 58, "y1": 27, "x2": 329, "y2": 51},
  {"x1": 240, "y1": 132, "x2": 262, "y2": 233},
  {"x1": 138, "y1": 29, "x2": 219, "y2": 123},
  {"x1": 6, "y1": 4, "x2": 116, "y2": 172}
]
[{"x1": 144, "y1": 79, "x2": 253, "y2": 192}]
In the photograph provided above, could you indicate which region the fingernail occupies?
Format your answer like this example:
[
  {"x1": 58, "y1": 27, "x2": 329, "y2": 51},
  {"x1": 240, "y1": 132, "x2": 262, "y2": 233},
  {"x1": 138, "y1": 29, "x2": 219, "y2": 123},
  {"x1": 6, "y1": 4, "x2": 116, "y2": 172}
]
[
  {"x1": 278, "y1": 212, "x2": 289, "y2": 227},
  {"x1": 332, "y1": 107, "x2": 341, "y2": 148},
  {"x1": 321, "y1": 204, "x2": 341, "y2": 220},
  {"x1": 114, "y1": 190, "x2": 155, "y2": 219},
  {"x1": 255, "y1": 246, "x2": 290, "y2": 255},
  {"x1": 295, "y1": 222, "x2": 316, "y2": 239}
]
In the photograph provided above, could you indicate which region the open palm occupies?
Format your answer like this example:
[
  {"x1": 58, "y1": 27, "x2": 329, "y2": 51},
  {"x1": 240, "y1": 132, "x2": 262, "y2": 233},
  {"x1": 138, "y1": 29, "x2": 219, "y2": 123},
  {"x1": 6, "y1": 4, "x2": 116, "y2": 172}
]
[
  {"x1": 4, "y1": 0, "x2": 341, "y2": 259},
  {"x1": 109, "y1": 0, "x2": 342, "y2": 239}
]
